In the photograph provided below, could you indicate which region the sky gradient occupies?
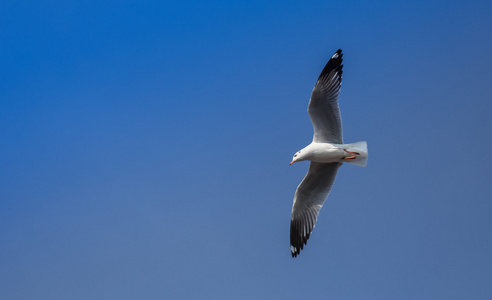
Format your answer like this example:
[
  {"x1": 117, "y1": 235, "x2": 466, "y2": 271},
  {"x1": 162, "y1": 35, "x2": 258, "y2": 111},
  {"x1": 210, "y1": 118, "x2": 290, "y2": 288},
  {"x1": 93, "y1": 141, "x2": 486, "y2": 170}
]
[{"x1": 1, "y1": 0, "x2": 492, "y2": 299}]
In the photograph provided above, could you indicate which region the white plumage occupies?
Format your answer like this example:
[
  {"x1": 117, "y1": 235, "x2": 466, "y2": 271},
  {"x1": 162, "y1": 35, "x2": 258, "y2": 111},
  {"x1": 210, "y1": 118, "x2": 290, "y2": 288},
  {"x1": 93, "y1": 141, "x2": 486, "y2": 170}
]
[{"x1": 289, "y1": 49, "x2": 368, "y2": 258}]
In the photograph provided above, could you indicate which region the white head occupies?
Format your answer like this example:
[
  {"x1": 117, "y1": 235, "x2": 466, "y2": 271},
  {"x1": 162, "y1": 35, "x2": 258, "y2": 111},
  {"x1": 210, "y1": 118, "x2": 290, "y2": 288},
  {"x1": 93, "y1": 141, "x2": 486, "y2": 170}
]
[{"x1": 290, "y1": 149, "x2": 308, "y2": 165}]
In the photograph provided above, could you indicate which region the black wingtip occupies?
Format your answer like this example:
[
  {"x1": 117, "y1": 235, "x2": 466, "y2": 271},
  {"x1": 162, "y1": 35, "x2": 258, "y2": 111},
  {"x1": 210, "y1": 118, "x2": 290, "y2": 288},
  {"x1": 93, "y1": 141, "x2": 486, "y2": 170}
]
[
  {"x1": 290, "y1": 218, "x2": 311, "y2": 258},
  {"x1": 317, "y1": 49, "x2": 343, "y2": 82}
]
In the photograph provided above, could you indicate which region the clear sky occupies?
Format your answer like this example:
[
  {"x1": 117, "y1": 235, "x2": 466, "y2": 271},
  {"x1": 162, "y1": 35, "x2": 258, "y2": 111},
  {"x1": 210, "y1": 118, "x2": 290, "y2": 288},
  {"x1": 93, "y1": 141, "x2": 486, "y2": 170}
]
[{"x1": 1, "y1": 0, "x2": 492, "y2": 299}]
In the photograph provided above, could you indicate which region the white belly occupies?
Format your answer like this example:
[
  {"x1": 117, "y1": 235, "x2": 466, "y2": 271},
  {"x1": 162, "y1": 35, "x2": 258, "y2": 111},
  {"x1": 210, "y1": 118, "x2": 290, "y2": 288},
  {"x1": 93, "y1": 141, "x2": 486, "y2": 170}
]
[{"x1": 308, "y1": 143, "x2": 345, "y2": 163}]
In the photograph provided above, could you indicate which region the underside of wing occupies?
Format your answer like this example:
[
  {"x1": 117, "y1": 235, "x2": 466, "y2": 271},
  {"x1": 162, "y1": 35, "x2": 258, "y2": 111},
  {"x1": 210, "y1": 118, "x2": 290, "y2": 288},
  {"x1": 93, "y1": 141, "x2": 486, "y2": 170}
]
[
  {"x1": 308, "y1": 49, "x2": 344, "y2": 144},
  {"x1": 290, "y1": 162, "x2": 342, "y2": 257}
]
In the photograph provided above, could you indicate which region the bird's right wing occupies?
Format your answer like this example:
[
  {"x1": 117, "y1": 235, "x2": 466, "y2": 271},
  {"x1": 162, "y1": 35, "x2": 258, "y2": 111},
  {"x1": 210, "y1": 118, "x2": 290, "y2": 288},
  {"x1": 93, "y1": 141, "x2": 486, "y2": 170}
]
[
  {"x1": 308, "y1": 49, "x2": 344, "y2": 144},
  {"x1": 290, "y1": 162, "x2": 341, "y2": 257}
]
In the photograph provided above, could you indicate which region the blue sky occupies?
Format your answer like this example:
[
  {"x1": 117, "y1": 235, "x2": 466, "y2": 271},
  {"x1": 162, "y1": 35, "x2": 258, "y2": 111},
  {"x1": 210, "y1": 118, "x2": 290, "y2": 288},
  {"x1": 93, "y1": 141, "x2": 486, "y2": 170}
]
[{"x1": 1, "y1": 0, "x2": 492, "y2": 299}]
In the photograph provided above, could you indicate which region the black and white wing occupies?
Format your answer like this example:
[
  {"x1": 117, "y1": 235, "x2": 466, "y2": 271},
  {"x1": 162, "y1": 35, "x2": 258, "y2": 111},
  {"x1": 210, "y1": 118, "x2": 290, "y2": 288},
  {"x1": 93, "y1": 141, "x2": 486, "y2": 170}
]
[
  {"x1": 308, "y1": 49, "x2": 344, "y2": 144},
  {"x1": 290, "y1": 162, "x2": 341, "y2": 257}
]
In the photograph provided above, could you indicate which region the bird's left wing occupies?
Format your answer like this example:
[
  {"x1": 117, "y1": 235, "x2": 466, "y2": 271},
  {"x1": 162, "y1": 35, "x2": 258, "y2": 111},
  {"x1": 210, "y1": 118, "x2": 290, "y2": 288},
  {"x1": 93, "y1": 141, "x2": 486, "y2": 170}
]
[
  {"x1": 290, "y1": 162, "x2": 341, "y2": 257},
  {"x1": 308, "y1": 49, "x2": 343, "y2": 144}
]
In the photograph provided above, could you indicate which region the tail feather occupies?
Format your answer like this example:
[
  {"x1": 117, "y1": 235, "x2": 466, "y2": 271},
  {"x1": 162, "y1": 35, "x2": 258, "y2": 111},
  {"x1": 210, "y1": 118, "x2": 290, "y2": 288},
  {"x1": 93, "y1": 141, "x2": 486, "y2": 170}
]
[{"x1": 345, "y1": 141, "x2": 368, "y2": 167}]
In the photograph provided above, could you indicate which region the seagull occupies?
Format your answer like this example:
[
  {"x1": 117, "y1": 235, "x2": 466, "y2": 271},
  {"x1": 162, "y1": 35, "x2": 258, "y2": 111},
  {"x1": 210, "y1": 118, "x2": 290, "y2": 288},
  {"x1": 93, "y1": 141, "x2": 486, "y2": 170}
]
[{"x1": 289, "y1": 49, "x2": 368, "y2": 257}]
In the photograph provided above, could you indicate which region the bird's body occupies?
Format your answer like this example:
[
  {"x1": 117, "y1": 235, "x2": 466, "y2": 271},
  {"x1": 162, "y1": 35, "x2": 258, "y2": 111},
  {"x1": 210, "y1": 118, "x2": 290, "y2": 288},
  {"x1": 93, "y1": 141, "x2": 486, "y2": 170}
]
[
  {"x1": 289, "y1": 49, "x2": 368, "y2": 257},
  {"x1": 293, "y1": 142, "x2": 368, "y2": 165}
]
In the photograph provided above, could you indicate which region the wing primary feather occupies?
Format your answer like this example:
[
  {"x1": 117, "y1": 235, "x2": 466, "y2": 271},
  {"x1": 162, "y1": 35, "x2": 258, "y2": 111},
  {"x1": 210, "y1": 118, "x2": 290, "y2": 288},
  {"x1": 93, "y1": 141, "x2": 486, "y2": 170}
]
[{"x1": 317, "y1": 49, "x2": 343, "y2": 82}]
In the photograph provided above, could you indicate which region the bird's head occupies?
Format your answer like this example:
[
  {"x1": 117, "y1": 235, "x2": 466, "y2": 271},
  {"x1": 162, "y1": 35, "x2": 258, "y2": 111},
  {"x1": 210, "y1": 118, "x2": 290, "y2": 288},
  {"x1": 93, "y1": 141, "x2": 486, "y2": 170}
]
[{"x1": 290, "y1": 150, "x2": 307, "y2": 165}]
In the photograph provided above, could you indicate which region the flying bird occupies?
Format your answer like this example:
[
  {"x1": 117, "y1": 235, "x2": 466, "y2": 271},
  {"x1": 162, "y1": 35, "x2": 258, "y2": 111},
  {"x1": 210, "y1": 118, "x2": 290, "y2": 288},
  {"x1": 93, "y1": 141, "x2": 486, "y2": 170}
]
[{"x1": 289, "y1": 49, "x2": 368, "y2": 257}]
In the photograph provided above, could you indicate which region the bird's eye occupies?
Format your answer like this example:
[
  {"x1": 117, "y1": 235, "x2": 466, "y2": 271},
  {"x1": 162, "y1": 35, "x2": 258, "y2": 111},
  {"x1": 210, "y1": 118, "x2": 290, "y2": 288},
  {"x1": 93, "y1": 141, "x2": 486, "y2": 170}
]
[{"x1": 294, "y1": 154, "x2": 297, "y2": 157}]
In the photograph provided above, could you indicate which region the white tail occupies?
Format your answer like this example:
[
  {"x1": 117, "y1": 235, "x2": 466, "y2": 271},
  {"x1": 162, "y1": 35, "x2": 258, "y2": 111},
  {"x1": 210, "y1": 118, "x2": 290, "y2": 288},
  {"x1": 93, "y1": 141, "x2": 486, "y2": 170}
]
[{"x1": 345, "y1": 141, "x2": 368, "y2": 167}]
